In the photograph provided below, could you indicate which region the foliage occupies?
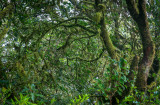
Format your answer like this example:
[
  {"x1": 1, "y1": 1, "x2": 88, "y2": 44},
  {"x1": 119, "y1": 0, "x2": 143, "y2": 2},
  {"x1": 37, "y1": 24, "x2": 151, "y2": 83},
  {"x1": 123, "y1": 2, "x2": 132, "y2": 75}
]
[
  {"x1": 0, "y1": 87, "x2": 11, "y2": 104},
  {"x1": 70, "y1": 94, "x2": 89, "y2": 105},
  {"x1": 11, "y1": 93, "x2": 36, "y2": 105},
  {"x1": 0, "y1": 0, "x2": 159, "y2": 104}
]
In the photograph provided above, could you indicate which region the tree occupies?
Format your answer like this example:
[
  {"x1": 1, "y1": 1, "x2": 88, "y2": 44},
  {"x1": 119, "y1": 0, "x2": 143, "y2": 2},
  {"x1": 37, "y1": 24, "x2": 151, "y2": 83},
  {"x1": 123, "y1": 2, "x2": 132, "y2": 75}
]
[{"x1": 0, "y1": 0, "x2": 159, "y2": 104}]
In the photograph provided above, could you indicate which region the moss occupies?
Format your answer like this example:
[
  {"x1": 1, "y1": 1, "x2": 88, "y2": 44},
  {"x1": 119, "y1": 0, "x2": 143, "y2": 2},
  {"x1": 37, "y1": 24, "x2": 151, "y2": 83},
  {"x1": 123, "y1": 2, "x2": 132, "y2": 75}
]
[
  {"x1": 16, "y1": 62, "x2": 26, "y2": 77},
  {"x1": 0, "y1": 4, "x2": 13, "y2": 20},
  {"x1": 100, "y1": 20, "x2": 117, "y2": 59},
  {"x1": 34, "y1": 52, "x2": 39, "y2": 62},
  {"x1": 147, "y1": 82, "x2": 156, "y2": 89},
  {"x1": 98, "y1": 4, "x2": 106, "y2": 11},
  {"x1": 0, "y1": 27, "x2": 9, "y2": 42},
  {"x1": 94, "y1": 12, "x2": 102, "y2": 24},
  {"x1": 134, "y1": 2, "x2": 139, "y2": 14}
]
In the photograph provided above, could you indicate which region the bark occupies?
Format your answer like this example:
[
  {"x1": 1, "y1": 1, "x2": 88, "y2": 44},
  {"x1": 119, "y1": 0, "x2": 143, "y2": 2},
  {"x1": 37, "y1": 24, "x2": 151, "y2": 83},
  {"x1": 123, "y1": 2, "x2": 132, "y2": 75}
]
[
  {"x1": 94, "y1": 0, "x2": 117, "y2": 59},
  {"x1": 126, "y1": 0, "x2": 155, "y2": 91},
  {"x1": 93, "y1": 1, "x2": 121, "y2": 105},
  {"x1": 70, "y1": 0, "x2": 117, "y2": 59},
  {"x1": 100, "y1": 17, "x2": 117, "y2": 59}
]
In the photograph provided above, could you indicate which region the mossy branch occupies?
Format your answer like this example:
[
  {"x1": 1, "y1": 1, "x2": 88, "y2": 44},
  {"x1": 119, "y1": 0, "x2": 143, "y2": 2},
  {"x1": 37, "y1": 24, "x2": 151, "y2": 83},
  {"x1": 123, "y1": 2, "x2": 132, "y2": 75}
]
[
  {"x1": 61, "y1": 24, "x2": 97, "y2": 34},
  {"x1": 100, "y1": 17, "x2": 117, "y2": 59},
  {"x1": 68, "y1": 48, "x2": 104, "y2": 62}
]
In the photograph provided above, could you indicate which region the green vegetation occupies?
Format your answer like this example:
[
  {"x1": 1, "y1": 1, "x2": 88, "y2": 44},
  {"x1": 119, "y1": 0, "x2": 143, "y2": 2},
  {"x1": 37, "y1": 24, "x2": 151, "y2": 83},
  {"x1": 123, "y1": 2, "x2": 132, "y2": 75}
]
[{"x1": 0, "y1": 0, "x2": 160, "y2": 104}]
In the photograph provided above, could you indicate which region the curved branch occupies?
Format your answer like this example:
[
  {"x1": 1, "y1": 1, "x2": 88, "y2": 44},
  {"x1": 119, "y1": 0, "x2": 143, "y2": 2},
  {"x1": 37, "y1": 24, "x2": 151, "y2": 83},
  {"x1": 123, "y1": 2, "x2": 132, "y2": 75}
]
[
  {"x1": 68, "y1": 48, "x2": 105, "y2": 62},
  {"x1": 55, "y1": 16, "x2": 93, "y2": 26},
  {"x1": 61, "y1": 24, "x2": 97, "y2": 34},
  {"x1": 57, "y1": 34, "x2": 72, "y2": 50}
]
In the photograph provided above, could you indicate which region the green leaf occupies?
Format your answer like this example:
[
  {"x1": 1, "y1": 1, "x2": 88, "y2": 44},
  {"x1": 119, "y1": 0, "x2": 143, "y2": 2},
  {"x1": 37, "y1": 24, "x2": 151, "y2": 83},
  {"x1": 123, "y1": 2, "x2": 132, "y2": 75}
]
[
  {"x1": 31, "y1": 93, "x2": 35, "y2": 102},
  {"x1": 2, "y1": 87, "x2": 6, "y2": 93},
  {"x1": 35, "y1": 94, "x2": 44, "y2": 98},
  {"x1": 106, "y1": 88, "x2": 111, "y2": 91},
  {"x1": 116, "y1": 98, "x2": 119, "y2": 103},
  {"x1": 51, "y1": 98, "x2": 56, "y2": 104}
]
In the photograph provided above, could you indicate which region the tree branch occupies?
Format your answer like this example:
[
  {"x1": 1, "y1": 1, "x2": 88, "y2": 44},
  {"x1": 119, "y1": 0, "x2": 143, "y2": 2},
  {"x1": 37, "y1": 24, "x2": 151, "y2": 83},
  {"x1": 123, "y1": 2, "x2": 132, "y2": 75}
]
[{"x1": 68, "y1": 48, "x2": 105, "y2": 62}]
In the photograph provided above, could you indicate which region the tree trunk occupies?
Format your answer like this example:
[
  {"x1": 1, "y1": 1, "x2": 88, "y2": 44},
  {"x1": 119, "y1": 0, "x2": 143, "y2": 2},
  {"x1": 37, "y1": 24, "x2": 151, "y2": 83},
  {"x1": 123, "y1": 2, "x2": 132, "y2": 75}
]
[{"x1": 126, "y1": 0, "x2": 155, "y2": 91}]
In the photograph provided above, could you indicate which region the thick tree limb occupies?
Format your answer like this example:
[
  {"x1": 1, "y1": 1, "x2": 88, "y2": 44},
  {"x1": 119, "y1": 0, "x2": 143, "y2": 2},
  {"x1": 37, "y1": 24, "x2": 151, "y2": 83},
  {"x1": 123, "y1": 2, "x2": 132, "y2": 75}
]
[
  {"x1": 94, "y1": 0, "x2": 117, "y2": 59},
  {"x1": 100, "y1": 17, "x2": 117, "y2": 59},
  {"x1": 126, "y1": 0, "x2": 155, "y2": 91}
]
